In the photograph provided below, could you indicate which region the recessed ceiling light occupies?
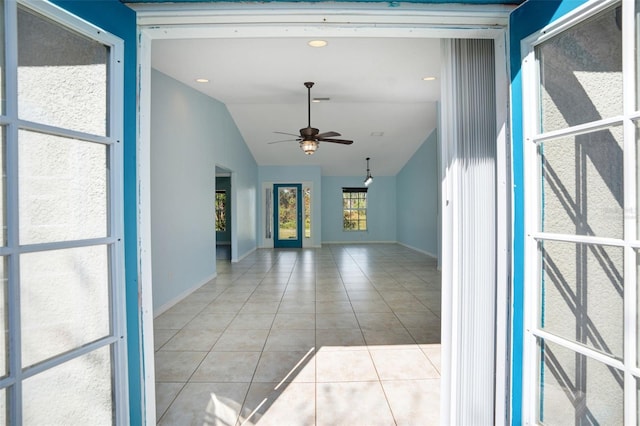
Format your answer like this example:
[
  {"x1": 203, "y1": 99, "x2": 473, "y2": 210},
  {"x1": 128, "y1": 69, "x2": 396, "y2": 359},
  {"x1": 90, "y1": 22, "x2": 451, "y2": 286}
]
[
  {"x1": 422, "y1": 76, "x2": 437, "y2": 81},
  {"x1": 313, "y1": 97, "x2": 330, "y2": 103},
  {"x1": 308, "y1": 40, "x2": 328, "y2": 48},
  {"x1": 195, "y1": 78, "x2": 209, "y2": 83}
]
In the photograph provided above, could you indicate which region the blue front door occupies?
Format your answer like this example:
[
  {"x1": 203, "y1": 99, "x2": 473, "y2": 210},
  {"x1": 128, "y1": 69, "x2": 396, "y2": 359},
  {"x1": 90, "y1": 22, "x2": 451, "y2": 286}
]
[{"x1": 274, "y1": 184, "x2": 302, "y2": 248}]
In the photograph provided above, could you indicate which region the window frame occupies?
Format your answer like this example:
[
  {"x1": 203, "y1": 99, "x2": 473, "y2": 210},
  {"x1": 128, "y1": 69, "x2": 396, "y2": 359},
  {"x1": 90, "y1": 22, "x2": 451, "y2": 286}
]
[
  {"x1": 303, "y1": 186, "x2": 311, "y2": 239},
  {"x1": 342, "y1": 187, "x2": 368, "y2": 232}
]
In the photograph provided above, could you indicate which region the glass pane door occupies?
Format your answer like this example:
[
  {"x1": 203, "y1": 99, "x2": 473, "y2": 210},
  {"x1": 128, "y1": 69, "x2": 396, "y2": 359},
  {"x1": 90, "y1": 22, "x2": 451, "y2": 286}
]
[
  {"x1": 0, "y1": 1, "x2": 127, "y2": 423},
  {"x1": 521, "y1": 2, "x2": 637, "y2": 424},
  {"x1": 274, "y1": 184, "x2": 302, "y2": 248}
]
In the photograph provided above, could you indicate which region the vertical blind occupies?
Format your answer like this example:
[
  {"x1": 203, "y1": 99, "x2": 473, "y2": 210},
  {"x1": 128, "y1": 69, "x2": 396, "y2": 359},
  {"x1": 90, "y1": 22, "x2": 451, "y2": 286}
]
[{"x1": 445, "y1": 38, "x2": 498, "y2": 425}]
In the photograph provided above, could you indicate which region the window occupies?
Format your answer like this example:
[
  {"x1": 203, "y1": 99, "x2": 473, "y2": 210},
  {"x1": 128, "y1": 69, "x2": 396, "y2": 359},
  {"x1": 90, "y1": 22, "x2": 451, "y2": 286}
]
[
  {"x1": 0, "y1": 2, "x2": 127, "y2": 423},
  {"x1": 522, "y1": 2, "x2": 636, "y2": 424},
  {"x1": 215, "y1": 190, "x2": 226, "y2": 231},
  {"x1": 304, "y1": 187, "x2": 311, "y2": 238},
  {"x1": 342, "y1": 188, "x2": 367, "y2": 231}
]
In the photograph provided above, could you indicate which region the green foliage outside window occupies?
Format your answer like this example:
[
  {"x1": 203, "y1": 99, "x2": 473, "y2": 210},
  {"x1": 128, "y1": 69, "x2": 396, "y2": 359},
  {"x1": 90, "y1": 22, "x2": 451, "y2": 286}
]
[
  {"x1": 215, "y1": 191, "x2": 226, "y2": 231},
  {"x1": 304, "y1": 187, "x2": 311, "y2": 238},
  {"x1": 343, "y1": 190, "x2": 367, "y2": 231},
  {"x1": 278, "y1": 188, "x2": 297, "y2": 234}
]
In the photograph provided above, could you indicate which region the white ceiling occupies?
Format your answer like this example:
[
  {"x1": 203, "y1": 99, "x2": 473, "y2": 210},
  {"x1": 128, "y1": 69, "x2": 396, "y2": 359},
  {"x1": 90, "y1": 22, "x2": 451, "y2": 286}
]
[{"x1": 152, "y1": 36, "x2": 441, "y2": 176}]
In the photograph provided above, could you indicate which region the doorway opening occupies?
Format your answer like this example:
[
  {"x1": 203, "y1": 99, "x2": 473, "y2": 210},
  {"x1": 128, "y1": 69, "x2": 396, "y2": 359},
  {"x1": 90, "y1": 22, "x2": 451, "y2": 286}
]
[
  {"x1": 216, "y1": 166, "x2": 233, "y2": 260},
  {"x1": 136, "y1": 5, "x2": 511, "y2": 424}
]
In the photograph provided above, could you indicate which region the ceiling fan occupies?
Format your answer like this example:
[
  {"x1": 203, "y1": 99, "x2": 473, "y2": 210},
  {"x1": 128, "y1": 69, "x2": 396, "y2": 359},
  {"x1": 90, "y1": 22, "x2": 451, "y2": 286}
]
[{"x1": 269, "y1": 82, "x2": 353, "y2": 155}]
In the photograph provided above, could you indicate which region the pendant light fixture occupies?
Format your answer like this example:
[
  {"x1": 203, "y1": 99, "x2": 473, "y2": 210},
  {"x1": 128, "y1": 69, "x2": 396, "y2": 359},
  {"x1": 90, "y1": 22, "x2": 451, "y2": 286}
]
[{"x1": 364, "y1": 157, "x2": 373, "y2": 186}]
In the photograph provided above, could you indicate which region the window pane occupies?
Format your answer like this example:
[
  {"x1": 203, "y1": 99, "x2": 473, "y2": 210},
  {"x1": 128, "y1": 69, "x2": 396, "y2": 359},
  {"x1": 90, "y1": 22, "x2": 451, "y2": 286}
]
[
  {"x1": 537, "y1": 339, "x2": 623, "y2": 424},
  {"x1": 0, "y1": 127, "x2": 4, "y2": 246},
  {"x1": 0, "y1": 387, "x2": 5, "y2": 426},
  {"x1": 0, "y1": 0, "x2": 4, "y2": 115},
  {"x1": 636, "y1": 120, "x2": 640, "y2": 239},
  {"x1": 278, "y1": 187, "x2": 297, "y2": 240},
  {"x1": 215, "y1": 191, "x2": 226, "y2": 232},
  {"x1": 540, "y1": 241, "x2": 623, "y2": 358},
  {"x1": 537, "y1": 6, "x2": 622, "y2": 133},
  {"x1": 637, "y1": 0, "x2": 640, "y2": 109},
  {"x1": 304, "y1": 187, "x2": 311, "y2": 238},
  {"x1": 17, "y1": 6, "x2": 109, "y2": 136},
  {"x1": 23, "y1": 346, "x2": 113, "y2": 424},
  {"x1": 540, "y1": 126, "x2": 623, "y2": 239},
  {"x1": 0, "y1": 258, "x2": 5, "y2": 378},
  {"x1": 18, "y1": 131, "x2": 108, "y2": 245},
  {"x1": 20, "y1": 246, "x2": 110, "y2": 367},
  {"x1": 637, "y1": 249, "x2": 640, "y2": 368},
  {"x1": 342, "y1": 191, "x2": 367, "y2": 231}
]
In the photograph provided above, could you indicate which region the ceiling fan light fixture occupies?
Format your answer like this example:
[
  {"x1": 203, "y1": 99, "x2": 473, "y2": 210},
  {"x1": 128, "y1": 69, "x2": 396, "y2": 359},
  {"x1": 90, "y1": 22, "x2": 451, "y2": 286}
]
[
  {"x1": 300, "y1": 139, "x2": 318, "y2": 155},
  {"x1": 270, "y1": 82, "x2": 353, "y2": 154}
]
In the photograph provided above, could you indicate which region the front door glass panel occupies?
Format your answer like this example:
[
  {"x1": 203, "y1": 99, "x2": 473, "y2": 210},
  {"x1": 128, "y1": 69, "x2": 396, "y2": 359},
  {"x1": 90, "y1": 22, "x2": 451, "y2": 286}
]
[
  {"x1": 274, "y1": 184, "x2": 302, "y2": 248},
  {"x1": 278, "y1": 186, "x2": 297, "y2": 240}
]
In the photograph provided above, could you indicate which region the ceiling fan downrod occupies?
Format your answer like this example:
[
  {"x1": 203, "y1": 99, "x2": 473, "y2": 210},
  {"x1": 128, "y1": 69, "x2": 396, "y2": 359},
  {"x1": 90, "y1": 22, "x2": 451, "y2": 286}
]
[{"x1": 304, "y1": 81, "x2": 314, "y2": 129}]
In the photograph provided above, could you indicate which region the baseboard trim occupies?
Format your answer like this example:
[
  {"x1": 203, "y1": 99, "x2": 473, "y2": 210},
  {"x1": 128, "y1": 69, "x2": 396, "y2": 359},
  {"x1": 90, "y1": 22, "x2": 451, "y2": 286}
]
[
  {"x1": 154, "y1": 272, "x2": 217, "y2": 317},
  {"x1": 234, "y1": 246, "x2": 256, "y2": 263},
  {"x1": 321, "y1": 240, "x2": 399, "y2": 245},
  {"x1": 397, "y1": 242, "x2": 438, "y2": 259}
]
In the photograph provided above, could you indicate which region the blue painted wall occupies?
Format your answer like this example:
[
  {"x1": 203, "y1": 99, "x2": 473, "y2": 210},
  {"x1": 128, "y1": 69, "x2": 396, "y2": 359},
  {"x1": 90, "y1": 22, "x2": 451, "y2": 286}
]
[
  {"x1": 321, "y1": 175, "x2": 397, "y2": 243},
  {"x1": 396, "y1": 129, "x2": 439, "y2": 256},
  {"x1": 47, "y1": 0, "x2": 142, "y2": 423},
  {"x1": 509, "y1": 1, "x2": 588, "y2": 423},
  {"x1": 150, "y1": 69, "x2": 258, "y2": 311},
  {"x1": 259, "y1": 165, "x2": 323, "y2": 247}
]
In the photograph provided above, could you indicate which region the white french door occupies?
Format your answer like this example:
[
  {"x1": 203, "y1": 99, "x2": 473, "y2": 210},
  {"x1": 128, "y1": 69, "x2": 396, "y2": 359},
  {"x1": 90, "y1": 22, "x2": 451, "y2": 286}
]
[
  {"x1": 0, "y1": 0, "x2": 127, "y2": 424},
  {"x1": 521, "y1": 0, "x2": 639, "y2": 423}
]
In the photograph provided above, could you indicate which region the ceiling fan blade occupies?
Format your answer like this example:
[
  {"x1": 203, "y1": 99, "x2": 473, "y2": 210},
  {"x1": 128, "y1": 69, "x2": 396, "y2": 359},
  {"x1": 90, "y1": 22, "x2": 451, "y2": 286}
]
[
  {"x1": 274, "y1": 131, "x2": 301, "y2": 137},
  {"x1": 320, "y1": 138, "x2": 353, "y2": 145},
  {"x1": 316, "y1": 131, "x2": 341, "y2": 139},
  {"x1": 268, "y1": 139, "x2": 299, "y2": 144}
]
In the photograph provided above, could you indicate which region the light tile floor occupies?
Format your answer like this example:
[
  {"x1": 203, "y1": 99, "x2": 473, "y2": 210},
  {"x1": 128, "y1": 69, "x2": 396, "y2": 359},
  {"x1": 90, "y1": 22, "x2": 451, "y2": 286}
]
[{"x1": 154, "y1": 244, "x2": 441, "y2": 426}]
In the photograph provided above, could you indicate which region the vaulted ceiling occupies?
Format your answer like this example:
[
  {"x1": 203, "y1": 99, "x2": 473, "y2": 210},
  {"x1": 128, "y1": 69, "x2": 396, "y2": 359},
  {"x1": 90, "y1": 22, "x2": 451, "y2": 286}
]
[{"x1": 152, "y1": 35, "x2": 441, "y2": 176}]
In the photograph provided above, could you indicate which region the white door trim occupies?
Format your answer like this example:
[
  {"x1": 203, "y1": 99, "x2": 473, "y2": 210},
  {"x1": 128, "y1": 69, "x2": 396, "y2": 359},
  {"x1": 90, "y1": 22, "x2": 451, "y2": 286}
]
[{"x1": 135, "y1": 4, "x2": 512, "y2": 424}]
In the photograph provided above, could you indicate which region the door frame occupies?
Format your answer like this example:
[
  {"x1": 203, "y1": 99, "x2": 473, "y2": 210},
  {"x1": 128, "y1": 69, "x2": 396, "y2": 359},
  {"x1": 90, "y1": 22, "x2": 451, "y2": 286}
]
[{"x1": 134, "y1": 4, "x2": 513, "y2": 424}]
